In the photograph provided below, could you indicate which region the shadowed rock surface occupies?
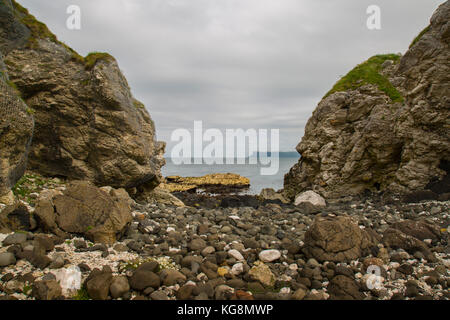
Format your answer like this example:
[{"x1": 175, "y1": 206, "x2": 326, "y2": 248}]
[{"x1": 0, "y1": 51, "x2": 34, "y2": 204}]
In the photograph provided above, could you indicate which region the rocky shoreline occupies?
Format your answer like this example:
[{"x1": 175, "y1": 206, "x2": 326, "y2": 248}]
[
  {"x1": 0, "y1": 174, "x2": 448, "y2": 300},
  {"x1": 1, "y1": 0, "x2": 449, "y2": 302}
]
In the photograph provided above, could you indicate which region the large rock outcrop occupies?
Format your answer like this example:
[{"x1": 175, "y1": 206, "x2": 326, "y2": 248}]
[
  {"x1": 0, "y1": 50, "x2": 34, "y2": 204},
  {"x1": 34, "y1": 181, "x2": 133, "y2": 244},
  {"x1": 284, "y1": 1, "x2": 450, "y2": 199},
  {"x1": 0, "y1": 1, "x2": 165, "y2": 191}
]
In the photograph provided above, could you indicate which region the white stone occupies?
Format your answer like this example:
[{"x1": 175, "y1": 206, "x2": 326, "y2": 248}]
[
  {"x1": 228, "y1": 249, "x2": 244, "y2": 261},
  {"x1": 54, "y1": 265, "x2": 81, "y2": 296},
  {"x1": 231, "y1": 263, "x2": 244, "y2": 275},
  {"x1": 280, "y1": 287, "x2": 291, "y2": 294},
  {"x1": 259, "y1": 249, "x2": 281, "y2": 263},
  {"x1": 294, "y1": 190, "x2": 326, "y2": 207}
]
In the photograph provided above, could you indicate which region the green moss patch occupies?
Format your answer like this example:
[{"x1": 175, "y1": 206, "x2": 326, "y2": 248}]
[
  {"x1": 324, "y1": 54, "x2": 404, "y2": 103},
  {"x1": 133, "y1": 99, "x2": 145, "y2": 109},
  {"x1": 12, "y1": 172, "x2": 66, "y2": 205},
  {"x1": 12, "y1": 0, "x2": 57, "y2": 48},
  {"x1": 73, "y1": 286, "x2": 90, "y2": 300},
  {"x1": 84, "y1": 52, "x2": 114, "y2": 70},
  {"x1": 409, "y1": 25, "x2": 431, "y2": 49}
]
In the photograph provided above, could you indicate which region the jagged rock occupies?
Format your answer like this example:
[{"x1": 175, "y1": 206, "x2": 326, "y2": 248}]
[
  {"x1": 259, "y1": 188, "x2": 289, "y2": 204},
  {"x1": 34, "y1": 181, "x2": 133, "y2": 244},
  {"x1": 303, "y1": 216, "x2": 379, "y2": 263},
  {"x1": 134, "y1": 186, "x2": 185, "y2": 207},
  {"x1": 284, "y1": 2, "x2": 450, "y2": 199},
  {"x1": 391, "y1": 220, "x2": 441, "y2": 241},
  {"x1": 382, "y1": 228, "x2": 436, "y2": 262},
  {"x1": 0, "y1": 1, "x2": 165, "y2": 192},
  {"x1": 248, "y1": 261, "x2": 276, "y2": 287}
]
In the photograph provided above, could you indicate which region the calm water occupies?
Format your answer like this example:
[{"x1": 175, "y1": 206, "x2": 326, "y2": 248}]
[{"x1": 161, "y1": 157, "x2": 300, "y2": 195}]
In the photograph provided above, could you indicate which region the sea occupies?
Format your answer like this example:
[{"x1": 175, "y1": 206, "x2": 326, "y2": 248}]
[{"x1": 161, "y1": 155, "x2": 300, "y2": 195}]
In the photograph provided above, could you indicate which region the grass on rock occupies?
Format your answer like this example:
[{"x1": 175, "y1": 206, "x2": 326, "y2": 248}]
[
  {"x1": 73, "y1": 286, "x2": 90, "y2": 300},
  {"x1": 12, "y1": 1, "x2": 114, "y2": 68},
  {"x1": 409, "y1": 25, "x2": 431, "y2": 49},
  {"x1": 84, "y1": 52, "x2": 114, "y2": 70},
  {"x1": 324, "y1": 54, "x2": 404, "y2": 103},
  {"x1": 12, "y1": 172, "x2": 66, "y2": 205}
]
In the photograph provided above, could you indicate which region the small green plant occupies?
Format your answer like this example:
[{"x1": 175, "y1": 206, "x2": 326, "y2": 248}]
[
  {"x1": 133, "y1": 100, "x2": 145, "y2": 109},
  {"x1": 26, "y1": 107, "x2": 35, "y2": 115},
  {"x1": 11, "y1": 172, "x2": 66, "y2": 204},
  {"x1": 65, "y1": 240, "x2": 72, "y2": 245},
  {"x1": 324, "y1": 54, "x2": 404, "y2": 103},
  {"x1": 84, "y1": 52, "x2": 114, "y2": 70},
  {"x1": 73, "y1": 286, "x2": 90, "y2": 300},
  {"x1": 23, "y1": 284, "x2": 32, "y2": 295}
]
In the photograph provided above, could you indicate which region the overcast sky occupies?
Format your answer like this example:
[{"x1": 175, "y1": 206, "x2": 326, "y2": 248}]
[{"x1": 18, "y1": 0, "x2": 445, "y2": 154}]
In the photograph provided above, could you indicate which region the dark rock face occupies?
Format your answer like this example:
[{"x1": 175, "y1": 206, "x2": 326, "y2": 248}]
[
  {"x1": 0, "y1": 203, "x2": 34, "y2": 232},
  {"x1": 284, "y1": 1, "x2": 450, "y2": 200},
  {"x1": 0, "y1": 53, "x2": 34, "y2": 204},
  {"x1": 0, "y1": 1, "x2": 165, "y2": 192}
]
